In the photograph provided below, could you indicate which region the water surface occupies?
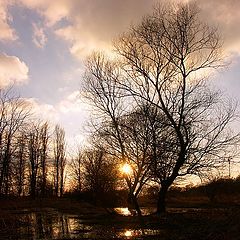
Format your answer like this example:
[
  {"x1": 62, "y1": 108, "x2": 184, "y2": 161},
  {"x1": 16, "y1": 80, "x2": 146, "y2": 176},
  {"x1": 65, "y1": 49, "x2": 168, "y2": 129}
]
[{"x1": 3, "y1": 208, "x2": 163, "y2": 239}]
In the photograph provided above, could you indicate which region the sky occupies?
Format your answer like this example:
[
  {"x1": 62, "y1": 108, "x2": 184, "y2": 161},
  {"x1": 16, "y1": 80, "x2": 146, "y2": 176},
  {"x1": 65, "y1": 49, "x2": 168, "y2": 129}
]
[{"x1": 0, "y1": 0, "x2": 240, "y2": 157}]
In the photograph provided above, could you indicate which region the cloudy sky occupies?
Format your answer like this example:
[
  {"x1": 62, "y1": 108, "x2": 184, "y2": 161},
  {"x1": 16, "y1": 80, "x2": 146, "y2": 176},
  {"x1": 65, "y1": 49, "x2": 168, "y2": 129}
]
[{"x1": 0, "y1": 0, "x2": 240, "y2": 148}]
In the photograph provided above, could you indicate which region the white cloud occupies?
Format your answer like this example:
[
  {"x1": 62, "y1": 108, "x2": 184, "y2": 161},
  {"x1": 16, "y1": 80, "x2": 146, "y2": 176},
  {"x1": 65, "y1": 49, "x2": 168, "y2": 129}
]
[
  {"x1": 0, "y1": 53, "x2": 29, "y2": 88},
  {"x1": 55, "y1": 25, "x2": 113, "y2": 58},
  {"x1": 46, "y1": 91, "x2": 91, "y2": 148},
  {"x1": 32, "y1": 22, "x2": 47, "y2": 48},
  {"x1": 57, "y1": 91, "x2": 89, "y2": 114},
  {"x1": 0, "y1": 1, "x2": 17, "y2": 41},
  {"x1": 23, "y1": 98, "x2": 59, "y2": 122},
  {"x1": 67, "y1": 133, "x2": 89, "y2": 150},
  {"x1": 0, "y1": 0, "x2": 234, "y2": 62},
  {"x1": 22, "y1": 97, "x2": 89, "y2": 146}
]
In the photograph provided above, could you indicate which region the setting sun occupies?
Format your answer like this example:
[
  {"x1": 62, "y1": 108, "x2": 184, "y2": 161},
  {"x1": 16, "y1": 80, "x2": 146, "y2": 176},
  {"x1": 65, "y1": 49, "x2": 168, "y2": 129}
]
[
  {"x1": 124, "y1": 230, "x2": 132, "y2": 237},
  {"x1": 120, "y1": 163, "x2": 132, "y2": 175}
]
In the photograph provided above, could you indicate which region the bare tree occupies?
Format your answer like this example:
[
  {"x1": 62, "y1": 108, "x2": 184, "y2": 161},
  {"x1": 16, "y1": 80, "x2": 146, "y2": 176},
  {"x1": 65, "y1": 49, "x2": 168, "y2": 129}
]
[
  {"x1": 53, "y1": 125, "x2": 66, "y2": 197},
  {"x1": 84, "y1": 54, "x2": 158, "y2": 215},
  {"x1": 82, "y1": 148, "x2": 117, "y2": 203},
  {"x1": 28, "y1": 123, "x2": 41, "y2": 198},
  {"x1": 14, "y1": 131, "x2": 28, "y2": 196},
  {"x1": 38, "y1": 122, "x2": 50, "y2": 196},
  {"x1": 26, "y1": 121, "x2": 51, "y2": 198},
  {"x1": 114, "y1": 3, "x2": 240, "y2": 213},
  {"x1": 0, "y1": 89, "x2": 31, "y2": 195},
  {"x1": 84, "y1": 3, "x2": 240, "y2": 214},
  {"x1": 69, "y1": 146, "x2": 83, "y2": 192}
]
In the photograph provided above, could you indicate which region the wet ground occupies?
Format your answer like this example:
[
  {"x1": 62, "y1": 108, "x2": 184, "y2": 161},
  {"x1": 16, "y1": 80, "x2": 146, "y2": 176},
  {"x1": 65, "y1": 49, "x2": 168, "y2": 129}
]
[
  {"x1": 0, "y1": 208, "x2": 164, "y2": 239},
  {"x1": 0, "y1": 199, "x2": 239, "y2": 239}
]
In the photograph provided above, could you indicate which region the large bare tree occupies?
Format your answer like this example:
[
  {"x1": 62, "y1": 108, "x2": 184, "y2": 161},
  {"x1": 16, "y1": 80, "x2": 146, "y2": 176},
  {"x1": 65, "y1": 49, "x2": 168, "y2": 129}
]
[
  {"x1": 116, "y1": 3, "x2": 240, "y2": 213},
  {"x1": 84, "y1": 3, "x2": 240, "y2": 214}
]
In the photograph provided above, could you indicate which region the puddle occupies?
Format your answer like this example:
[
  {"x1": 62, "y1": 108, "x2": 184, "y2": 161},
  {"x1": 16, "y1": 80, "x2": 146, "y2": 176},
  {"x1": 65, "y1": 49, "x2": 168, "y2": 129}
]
[
  {"x1": 1, "y1": 208, "x2": 164, "y2": 239},
  {"x1": 114, "y1": 207, "x2": 156, "y2": 216}
]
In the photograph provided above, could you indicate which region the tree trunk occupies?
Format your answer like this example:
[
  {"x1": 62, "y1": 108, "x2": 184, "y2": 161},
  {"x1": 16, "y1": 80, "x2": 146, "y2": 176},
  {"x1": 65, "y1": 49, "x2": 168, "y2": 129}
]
[
  {"x1": 157, "y1": 184, "x2": 169, "y2": 214},
  {"x1": 127, "y1": 193, "x2": 142, "y2": 216},
  {"x1": 0, "y1": 162, "x2": 6, "y2": 195},
  {"x1": 30, "y1": 175, "x2": 36, "y2": 199}
]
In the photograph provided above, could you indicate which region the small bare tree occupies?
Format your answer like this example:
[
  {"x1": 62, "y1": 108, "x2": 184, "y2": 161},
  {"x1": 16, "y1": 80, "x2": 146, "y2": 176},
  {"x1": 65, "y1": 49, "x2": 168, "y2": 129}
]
[
  {"x1": 69, "y1": 146, "x2": 83, "y2": 192},
  {"x1": 38, "y1": 122, "x2": 50, "y2": 196},
  {"x1": 27, "y1": 122, "x2": 41, "y2": 198},
  {"x1": 14, "y1": 131, "x2": 28, "y2": 196},
  {"x1": 53, "y1": 125, "x2": 66, "y2": 197},
  {"x1": 82, "y1": 148, "x2": 117, "y2": 203},
  {"x1": 84, "y1": 54, "x2": 159, "y2": 215},
  {"x1": 27, "y1": 121, "x2": 51, "y2": 198}
]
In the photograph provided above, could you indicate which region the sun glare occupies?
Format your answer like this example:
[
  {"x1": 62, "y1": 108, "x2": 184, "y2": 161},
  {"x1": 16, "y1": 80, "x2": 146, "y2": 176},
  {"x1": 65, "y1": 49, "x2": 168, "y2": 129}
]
[
  {"x1": 124, "y1": 230, "x2": 132, "y2": 237},
  {"x1": 121, "y1": 163, "x2": 132, "y2": 175}
]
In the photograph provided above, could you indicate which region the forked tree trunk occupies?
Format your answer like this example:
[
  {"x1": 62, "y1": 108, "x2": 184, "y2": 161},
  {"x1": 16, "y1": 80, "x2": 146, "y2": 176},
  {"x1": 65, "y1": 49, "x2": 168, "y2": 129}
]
[{"x1": 128, "y1": 193, "x2": 142, "y2": 216}]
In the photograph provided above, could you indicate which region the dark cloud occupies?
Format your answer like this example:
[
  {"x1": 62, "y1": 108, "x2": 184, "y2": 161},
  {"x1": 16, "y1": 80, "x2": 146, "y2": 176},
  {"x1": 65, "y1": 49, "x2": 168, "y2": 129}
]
[
  {"x1": 196, "y1": 0, "x2": 240, "y2": 55},
  {"x1": 19, "y1": 0, "x2": 240, "y2": 57},
  {"x1": 71, "y1": 0, "x2": 157, "y2": 40}
]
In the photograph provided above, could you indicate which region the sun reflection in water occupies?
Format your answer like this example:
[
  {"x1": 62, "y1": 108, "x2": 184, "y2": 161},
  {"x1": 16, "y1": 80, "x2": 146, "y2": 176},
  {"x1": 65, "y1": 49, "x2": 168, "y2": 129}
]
[
  {"x1": 114, "y1": 207, "x2": 155, "y2": 216},
  {"x1": 118, "y1": 228, "x2": 163, "y2": 238},
  {"x1": 114, "y1": 207, "x2": 132, "y2": 216}
]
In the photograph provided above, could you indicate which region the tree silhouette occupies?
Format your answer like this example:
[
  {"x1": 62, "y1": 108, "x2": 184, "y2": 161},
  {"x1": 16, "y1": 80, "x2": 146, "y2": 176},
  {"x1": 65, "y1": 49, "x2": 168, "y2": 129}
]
[{"x1": 84, "y1": 2, "x2": 240, "y2": 214}]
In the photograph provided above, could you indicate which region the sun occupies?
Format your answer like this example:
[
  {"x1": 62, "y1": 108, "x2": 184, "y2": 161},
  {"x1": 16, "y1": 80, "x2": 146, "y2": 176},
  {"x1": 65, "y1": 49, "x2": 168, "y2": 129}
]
[
  {"x1": 124, "y1": 230, "x2": 132, "y2": 237},
  {"x1": 120, "y1": 163, "x2": 132, "y2": 175}
]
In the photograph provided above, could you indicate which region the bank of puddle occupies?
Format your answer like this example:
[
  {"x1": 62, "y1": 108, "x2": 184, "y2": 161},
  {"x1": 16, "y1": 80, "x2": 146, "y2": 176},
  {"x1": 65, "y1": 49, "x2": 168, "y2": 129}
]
[
  {"x1": 113, "y1": 206, "x2": 218, "y2": 216},
  {"x1": 7, "y1": 208, "x2": 163, "y2": 239}
]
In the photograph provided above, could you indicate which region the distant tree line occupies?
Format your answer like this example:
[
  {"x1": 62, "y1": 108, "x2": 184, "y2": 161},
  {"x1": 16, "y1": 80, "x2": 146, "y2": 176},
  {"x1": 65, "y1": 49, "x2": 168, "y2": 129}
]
[
  {"x1": 0, "y1": 89, "x2": 67, "y2": 198},
  {"x1": 167, "y1": 176, "x2": 240, "y2": 204},
  {"x1": 0, "y1": 88, "x2": 117, "y2": 202}
]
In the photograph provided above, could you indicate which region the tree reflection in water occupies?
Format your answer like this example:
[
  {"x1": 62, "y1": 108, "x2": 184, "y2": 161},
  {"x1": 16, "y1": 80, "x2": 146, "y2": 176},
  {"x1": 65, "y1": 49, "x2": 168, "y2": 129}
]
[
  {"x1": 12, "y1": 209, "x2": 162, "y2": 239},
  {"x1": 16, "y1": 210, "x2": 92, "y2": 239}
]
